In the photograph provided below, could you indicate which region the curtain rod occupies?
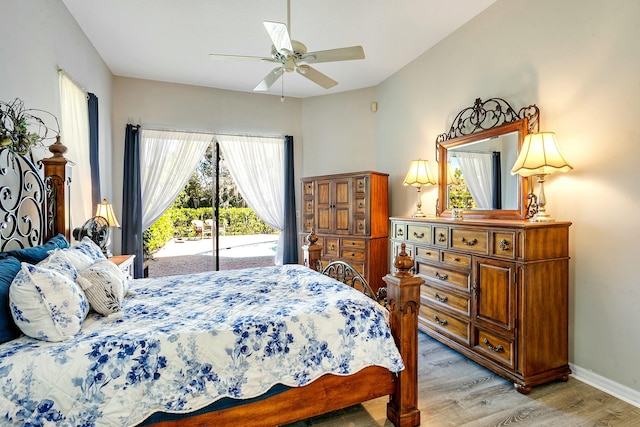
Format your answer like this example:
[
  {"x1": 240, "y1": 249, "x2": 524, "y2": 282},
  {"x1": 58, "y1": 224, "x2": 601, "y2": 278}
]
[
  {"x1": 58, "y1": 68, "x2": 88, "y2": 95},
  {"x1": 142, "y1": 126, "x2": 284, "y2": 139}
]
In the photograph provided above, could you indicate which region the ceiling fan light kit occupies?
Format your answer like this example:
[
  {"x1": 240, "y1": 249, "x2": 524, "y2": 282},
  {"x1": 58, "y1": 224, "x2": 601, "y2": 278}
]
[{"x1": 209, "y1": 1, "x2": 365, "y2": 93}]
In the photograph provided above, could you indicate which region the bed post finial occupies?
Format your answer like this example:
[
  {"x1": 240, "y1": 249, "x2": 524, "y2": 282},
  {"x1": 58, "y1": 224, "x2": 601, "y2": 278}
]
[
  {"x1": 41, "y1": 135, "x2": 71, "y2": 242},
  {"x1": 302, "y1": 227, "x2": 322, "y2": 271},
  {"x1": 383, "y1": 244, "x2": 422, "y2": 427}
]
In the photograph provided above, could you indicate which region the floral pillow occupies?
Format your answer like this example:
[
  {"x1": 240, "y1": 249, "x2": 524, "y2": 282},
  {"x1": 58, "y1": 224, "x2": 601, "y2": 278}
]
[
  {"x1": 73, "y1": 237, "x2": 106, "y2": 262},
  {"x1": 47, "y1": 248, "x2": 94, "y2": 272},
  {"x1": 77, "y1": 259, "x2": 127, "y2": 316},
  {"x1": 9, "y1": 263, "x2": 89, "y2": 342}
]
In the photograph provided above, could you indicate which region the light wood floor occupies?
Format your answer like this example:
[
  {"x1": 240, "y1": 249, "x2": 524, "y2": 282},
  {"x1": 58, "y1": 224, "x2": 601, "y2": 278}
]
[{"x1": 286, "y1": 332, "x2": 640, "y2": 426}]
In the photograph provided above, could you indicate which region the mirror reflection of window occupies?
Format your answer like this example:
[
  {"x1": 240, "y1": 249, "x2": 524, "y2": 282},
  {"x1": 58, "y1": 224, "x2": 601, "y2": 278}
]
[{"x1": 446, "y1": 130, "x2": 519, "y2": 211}]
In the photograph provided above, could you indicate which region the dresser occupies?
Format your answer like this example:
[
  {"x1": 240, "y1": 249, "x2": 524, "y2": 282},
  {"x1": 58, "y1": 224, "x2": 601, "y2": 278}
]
[
  {"x1": 390, "y1": 216, "x2": 571, "y2": 393},
  {"x1": 300, "y1": 171, "x2": 388, "y2": 291}
]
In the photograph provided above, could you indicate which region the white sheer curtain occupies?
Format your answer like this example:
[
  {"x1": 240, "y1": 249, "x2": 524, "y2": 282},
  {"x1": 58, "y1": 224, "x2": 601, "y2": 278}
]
[
  {"x1": 454, "y1": 152, "x2": 493, "y2": 209},
  {"x1": 59, "y1": 72, "x2": 91, "y2": 231},
  {"x1": 216, "y1": 135, "x2": 285, "y2": 265},
  {"x1": 140, "y1": 130, "x2": 212, "y2": 230}
]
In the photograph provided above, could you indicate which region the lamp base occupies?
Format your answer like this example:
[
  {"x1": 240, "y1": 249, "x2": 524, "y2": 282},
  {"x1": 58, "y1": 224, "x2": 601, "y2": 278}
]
[
  {"x1": 529, "y1": 211, "x2": 555, "y2": 222},
  {"x1": 412, "y1": 209, "x2": 426, "y2": 218}
]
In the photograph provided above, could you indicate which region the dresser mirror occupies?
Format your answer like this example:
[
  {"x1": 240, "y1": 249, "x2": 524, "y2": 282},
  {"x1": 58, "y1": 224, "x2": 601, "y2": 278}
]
[{"x1": 435, "y1": 98, "x2": 540, "y2": 220}]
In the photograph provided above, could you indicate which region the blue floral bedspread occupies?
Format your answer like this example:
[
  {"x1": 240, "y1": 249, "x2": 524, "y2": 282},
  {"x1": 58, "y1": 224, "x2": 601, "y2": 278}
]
[{"x1": 0, "y1": 265, "x2": 403, "y2": 426}]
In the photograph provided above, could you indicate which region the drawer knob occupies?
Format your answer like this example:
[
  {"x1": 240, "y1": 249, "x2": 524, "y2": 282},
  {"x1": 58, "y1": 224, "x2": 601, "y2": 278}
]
[
  {"x1": 461, "y1": 237, "x2": 478, "y2": 246},
  {"x1": 483, "y1": 338, "x2": 504, "y2": 353},
  {"x1": 452, "y1": 257, "x2": 460, "y2": 262},
  {"x1": 434, "y1": 315, "x2": 448, "y2": 326},
  {"x1": 435, "y1": 272, "x2": 449, "y2": 281},
  {"x1": 499, "y1": 239, "x2": 510, "y2": 251},
  {"x1": 330, "y1": 244, "x2": 335, "y2": 250},
  {"x1": 434, "y1": 293, "x2": 448, "y2": 303},
  {"x1": 438, "y1": 232, "x2": 446, "y2": 242},
  {"x1": 413, "y1": 232, "x2": 425, "y2": 239}
]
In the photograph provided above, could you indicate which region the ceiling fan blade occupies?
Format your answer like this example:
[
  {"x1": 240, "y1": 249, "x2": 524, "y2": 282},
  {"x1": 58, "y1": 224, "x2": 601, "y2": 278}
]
[
  {"x1": 209, "y1": 53, "x2": 276, "y2": 62},
  {"x1": 299, "y1": 46, "x2": 365, "y2": 64},
  {"x1": 253, "y1": 67, "x2": 284, "y2": 91},
  {"x1": 296, "y1": 65, "x2": 338, "y2": 89},
  {"x1": 263, "y1": 21, "x2": 293, "y2": 54}
]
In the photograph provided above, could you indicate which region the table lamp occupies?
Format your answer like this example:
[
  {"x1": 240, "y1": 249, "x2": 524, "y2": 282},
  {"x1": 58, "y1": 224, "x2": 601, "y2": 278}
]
[
  {"x1": 403, "y1": 159, "x2": 436, "y2": 217},
  {"x1": 511, "y1": 132, "x2": 572, "y2": 222}
]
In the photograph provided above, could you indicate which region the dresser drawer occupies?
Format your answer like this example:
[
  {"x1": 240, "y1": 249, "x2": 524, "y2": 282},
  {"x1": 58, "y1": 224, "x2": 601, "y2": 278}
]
[
  {"x1": 354, "y1": 197, "x2": 366, "y2": 215},
  {"x1": 415, "y1": 246, "x2": 439, "y2": 262},
  {"x1": 342, "y1": 238, "x2": 365, "y2": 249},
  {"x1": 422, "y1": 283, "x2": 470, "y2": 315},
  {"x1": 392, "y1": 222, "x2": 407, "y2": 240},
  {"x1": 420, "y1": 305, "x2": 469, "y2": 345},
  {"x1": 442, "y1": 251, "x2": 471, "y2": 269},
  {"x1": 475, "y1": 329, "x2": 515, "y2": 369},
  {"x1": 341, "y1": 248, "x2": 365, "y2": 261},
  {"x1": 491, "y1": 231, "x2": 516, "y2": 259},
  {"x1": 353, "y1": 217, "x2": 367, "y2": 235},
  {"x1": 451, "y1": 228, "x2": 488, "y2": 254},
  {"x1": 325, "y1": 238, "x2": 339, "y2": 256},
  {"x1": 433, "y1": 226, "x2": 449, "y2": 247},
  {"x1": 417, "y1": 262, "x2": 470, "y2": 291},
  {"x1": 407, "y1": 224, "x2": 431, "y2": 244}
]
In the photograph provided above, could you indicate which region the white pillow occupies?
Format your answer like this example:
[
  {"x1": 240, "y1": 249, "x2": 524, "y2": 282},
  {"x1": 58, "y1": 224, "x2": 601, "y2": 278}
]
[
  {"x1": 77, "y1": 259, "x2": 127, "y2": 316},
  {"x1": 9, "y1": 263, "x2": 89, "y2": 342},
  {"x1": 74, "y1": 237, "x2": 106, "y2": 262},
  {"x1": 47, "y1": 248, "x2": 93, "y2": 272},
  {"x1": 37, "y1": 251, "x2": 79, "y2": 281}
]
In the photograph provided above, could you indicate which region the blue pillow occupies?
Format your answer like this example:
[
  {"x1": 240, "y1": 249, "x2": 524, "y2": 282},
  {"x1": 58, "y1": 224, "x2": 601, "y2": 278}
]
[
  {"x1": 0, "y1": 256, "x2": 23, "y2": 343},
  {"x1": 2, "y1": 234, "x2": 69, "y2": 264}
]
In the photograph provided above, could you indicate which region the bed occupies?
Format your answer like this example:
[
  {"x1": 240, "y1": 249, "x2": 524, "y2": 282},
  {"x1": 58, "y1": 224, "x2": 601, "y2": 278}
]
[{"x1": 0, "y1": 143, "x2": 422, "y2": 426}]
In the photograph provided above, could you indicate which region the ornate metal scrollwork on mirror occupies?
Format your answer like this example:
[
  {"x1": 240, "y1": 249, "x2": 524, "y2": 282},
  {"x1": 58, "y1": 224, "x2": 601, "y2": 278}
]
[{"x1": 435, "y1": 97, "x2": 540, "y2": 220}]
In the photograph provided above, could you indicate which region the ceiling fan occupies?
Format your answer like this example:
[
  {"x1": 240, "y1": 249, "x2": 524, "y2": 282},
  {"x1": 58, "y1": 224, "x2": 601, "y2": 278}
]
[{"x1": 209, "y1": 0, "x2": 365, "y2": 92}]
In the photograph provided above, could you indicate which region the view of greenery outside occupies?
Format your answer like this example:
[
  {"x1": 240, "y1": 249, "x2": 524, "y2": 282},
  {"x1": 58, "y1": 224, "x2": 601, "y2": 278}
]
[
  {"x1": 142, "y1": 146, "x2": 277, "y2": 257},
  {"x1": 448, "y1": 168, "x2": 476, "y2": 209}
]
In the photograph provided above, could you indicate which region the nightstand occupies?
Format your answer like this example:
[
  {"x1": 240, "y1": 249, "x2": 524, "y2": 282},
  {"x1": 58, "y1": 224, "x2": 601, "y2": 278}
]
[{"x1": 110, "y1": 254, "x2": 135, "y2": 280}]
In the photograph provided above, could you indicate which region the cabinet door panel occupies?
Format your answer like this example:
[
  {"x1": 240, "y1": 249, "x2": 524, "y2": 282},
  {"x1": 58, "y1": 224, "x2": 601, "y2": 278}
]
[{"x1": 474, "y1": 257, "x2": 515, "y2": 332}]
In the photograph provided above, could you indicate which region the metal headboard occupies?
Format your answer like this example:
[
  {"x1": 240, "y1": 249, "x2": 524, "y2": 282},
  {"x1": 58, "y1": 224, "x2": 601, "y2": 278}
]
[{"x1": 0, "y1": 145, "x2": 68, "y2": 251}]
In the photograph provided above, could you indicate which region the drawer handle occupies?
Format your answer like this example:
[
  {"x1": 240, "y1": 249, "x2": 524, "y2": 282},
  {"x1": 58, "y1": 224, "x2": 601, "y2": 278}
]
[
  {"x1": 413, "y1": 232, "x2": 425, "y2": 239},
  {"x1": 438, "y1": 232, "x2": 446, "y2": 242},
  {"x1": 498, "y1": 239, "x2": 510, "y2": 251},
  {"x1": 397, "y1": 229, "x2": 404, "y2": 237},
  {"x1": 461, "y1": 237, "x2": 478, "y2": 246},
  {"x1": 452, "y1": 257, "x2": 460, "y2": 262},
  {"x1": 434, "y1": 293, "x2": 448, "y2": 303},
  {"x1": 435, "y1": 272, "x2": 448, "y2": 281},
  {"x1": 425, "y1": 251, "x2": 431, "y2": 256},
  {"x1": 433, "y1": 315, "x2": 448, "y2": 326},
  {"x1": 358, "y1": 223, "x2": 364, "y2": 230},
  {"x1": 330, "y1": 244, "x2": 335, "y2": 250},
  {"x1": 483, "y1": 338, "x2": 504, "y2": 353},
  {"x1": 358, "y1": 202, "x2": 363, "y2": 208}
]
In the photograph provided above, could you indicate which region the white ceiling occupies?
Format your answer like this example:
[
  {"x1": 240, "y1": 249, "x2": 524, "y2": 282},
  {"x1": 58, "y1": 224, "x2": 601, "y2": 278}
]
[{"x1": 62, "y1": 0, "x2": 496, "y2": 99}]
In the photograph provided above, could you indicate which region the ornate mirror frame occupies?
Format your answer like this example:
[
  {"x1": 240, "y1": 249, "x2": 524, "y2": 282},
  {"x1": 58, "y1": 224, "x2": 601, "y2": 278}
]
[{"x1": 435, "y1": 98, "x2": 540, "y2": 220}]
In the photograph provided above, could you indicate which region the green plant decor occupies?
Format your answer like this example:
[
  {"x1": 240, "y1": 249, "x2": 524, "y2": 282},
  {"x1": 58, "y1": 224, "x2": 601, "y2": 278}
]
[{"x1": 0, "y1": 98, "x2": 59, "y2": 155}]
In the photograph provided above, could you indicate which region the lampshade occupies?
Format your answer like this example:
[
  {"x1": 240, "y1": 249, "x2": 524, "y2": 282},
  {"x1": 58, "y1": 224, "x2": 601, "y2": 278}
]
[
  {"x1": 403, "y1": 159, "x2": 436, "y2": 187},
  {"x1": 95, "y1": 199, "x2": 120, "y2": 227},
  {"x1": 511, "y1": 132, "x2": 573, "y2": 177}
]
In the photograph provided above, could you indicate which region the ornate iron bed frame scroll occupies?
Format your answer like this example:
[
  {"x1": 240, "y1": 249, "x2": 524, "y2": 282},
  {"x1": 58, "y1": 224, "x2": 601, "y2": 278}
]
[{"x1": 0, "y1": 138, "x2": 70, "y2": 251}]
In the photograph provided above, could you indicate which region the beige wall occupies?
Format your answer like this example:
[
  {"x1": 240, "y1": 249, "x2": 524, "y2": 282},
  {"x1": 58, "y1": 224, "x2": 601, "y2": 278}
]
[{"x1": 0, "y1": 0, "x2": 114, "y2": 204}]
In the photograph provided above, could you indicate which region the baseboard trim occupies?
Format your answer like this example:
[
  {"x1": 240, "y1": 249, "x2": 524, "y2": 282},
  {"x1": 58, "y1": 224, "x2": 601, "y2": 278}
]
[{"x1": 570, "y1": 363, "x2": 640, "y2": 409}]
